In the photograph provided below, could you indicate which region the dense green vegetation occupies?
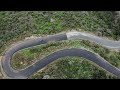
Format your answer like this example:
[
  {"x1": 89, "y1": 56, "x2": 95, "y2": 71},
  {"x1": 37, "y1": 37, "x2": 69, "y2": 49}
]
[
  {"x1": 1, "y1": 11, "x2": 120, "y2": 79},
  {"x1": 12, "y1": 40, "x2": 120, "y2": 79},
  {"x1": 1, "y1": 11, "x2": 120, "y2": 54},
  {"x1": 30, "y1": 57, "x2": 117, "y2": 79}
]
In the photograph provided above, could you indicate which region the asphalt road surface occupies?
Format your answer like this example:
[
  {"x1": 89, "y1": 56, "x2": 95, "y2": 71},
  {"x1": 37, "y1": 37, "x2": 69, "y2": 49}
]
[{"x1": 1, "y1": 31, "x2": 120, "y2": 79}]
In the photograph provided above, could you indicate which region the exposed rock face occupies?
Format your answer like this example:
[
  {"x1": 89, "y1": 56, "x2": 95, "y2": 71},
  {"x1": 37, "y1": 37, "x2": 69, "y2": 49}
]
[
  {"x1": 25, "y1": 36, "x2": 38, "y2": 40},
  {"x1": 42, "y1": 75, "x2": 50, "y2": 79},
  {"x1": 50, "y1": 18, "x2": 55, "y2": 22},
  {"x1": 116, "y1": 11, "x2": 120, "y2": 15}
]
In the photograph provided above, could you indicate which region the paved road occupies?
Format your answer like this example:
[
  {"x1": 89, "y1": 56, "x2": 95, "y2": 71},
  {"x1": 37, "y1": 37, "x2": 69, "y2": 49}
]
[{"x1": 1, "y1": 31, "x2": 120, "y2": 79}]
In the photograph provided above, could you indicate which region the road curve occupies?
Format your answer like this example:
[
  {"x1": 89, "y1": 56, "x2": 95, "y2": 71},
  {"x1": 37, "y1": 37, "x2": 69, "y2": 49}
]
[{"x1": 1, "y1": 31, "x2": 120, "y2": 79}]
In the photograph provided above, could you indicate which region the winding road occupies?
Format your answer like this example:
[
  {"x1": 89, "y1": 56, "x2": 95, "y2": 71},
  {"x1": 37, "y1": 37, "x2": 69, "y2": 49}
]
[{"x1": 1, "y1": 31, "x2": 120, "y2": 79}]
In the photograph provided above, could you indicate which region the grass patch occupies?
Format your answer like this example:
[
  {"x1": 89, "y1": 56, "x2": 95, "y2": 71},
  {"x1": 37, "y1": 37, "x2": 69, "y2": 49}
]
[
  {"x1": 12, "y1": 40, "x2": 120, "y2": 79},
  {"x1": 1, "y1": 11, "x2": 120, "y2": 55},
  {"x1": 1, "y1": 11, "x2": 120, "y2": 79},
  {"x1": 29, "y1": 57, "x2": 118, "y2": 79}
]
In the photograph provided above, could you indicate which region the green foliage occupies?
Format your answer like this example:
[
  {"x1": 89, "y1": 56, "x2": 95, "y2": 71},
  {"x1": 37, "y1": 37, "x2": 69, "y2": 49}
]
[
  {"x1": 1, "y1": 11, "x2": 120, "y2": 53},
  {"x1": 1, "y1": 11, "x2": 120, "y2": 79},
  {"x1": 29, "y1": 57, "x2": 118, "y2": 79},
  {"x1": 12, "y1": 40, "x2": 120, "y2": 79}
]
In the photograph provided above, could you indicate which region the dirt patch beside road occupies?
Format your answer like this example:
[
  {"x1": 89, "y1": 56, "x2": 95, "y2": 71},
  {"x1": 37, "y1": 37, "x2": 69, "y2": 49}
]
[
  {"x1": 0, "y1": 56, "x2": 3, "y2": 79},
  {"x1": 0, "y1": 56, "x2": 3, "y2": 61}
]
